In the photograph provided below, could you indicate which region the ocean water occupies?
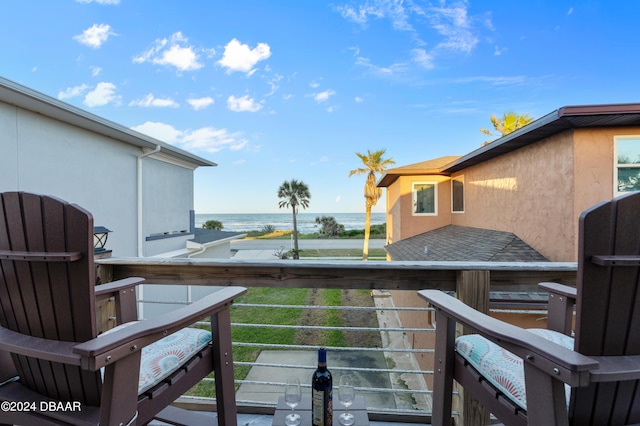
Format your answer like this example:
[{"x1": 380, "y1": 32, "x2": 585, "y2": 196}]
[{"x1": 195, "y1": 212, "x2": 386, "y2": 234}]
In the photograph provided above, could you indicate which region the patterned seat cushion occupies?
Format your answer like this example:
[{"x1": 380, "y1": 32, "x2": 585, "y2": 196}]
[
  {"x1": 138, "y1": 328, "x2": 212, "y2": 394},
  {"x1": 455, "y1": 328, "x2": 574, "y2": 411},
  {"x1": 100, "y1": 324, "x2": 212, "y2": 394}
]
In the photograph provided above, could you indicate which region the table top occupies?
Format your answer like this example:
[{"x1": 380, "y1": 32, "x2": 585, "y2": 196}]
[{"x1": 272, "y1": 395, "x2": 370, "y2": 426}]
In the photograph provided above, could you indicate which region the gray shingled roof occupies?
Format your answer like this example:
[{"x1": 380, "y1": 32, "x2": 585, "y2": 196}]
[
  {"x1": 190, "y1": 229, "x2": 244, "y2": 244},
  {"x1": 385, "y1": 225, "x2": 548, "y2": 262}
]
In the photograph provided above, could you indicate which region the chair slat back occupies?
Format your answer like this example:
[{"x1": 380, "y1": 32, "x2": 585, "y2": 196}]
[
  {"x1": 0, "y1": 192, "x2": 101, "y2": 405},
  {"x1": 572, "y1": 191, "x2": 640, "y2": 424}
]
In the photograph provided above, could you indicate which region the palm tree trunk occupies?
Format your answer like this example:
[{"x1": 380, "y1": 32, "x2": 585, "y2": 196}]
[
  {"x1": 363, "y1": 204, "x2": 371, "y2": 261},
  {"x1": 292, "y1": 206, "x2": 299, "y2": 259}
]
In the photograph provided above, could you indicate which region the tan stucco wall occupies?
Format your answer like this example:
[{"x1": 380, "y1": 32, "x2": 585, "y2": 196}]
[
  {"x1": 571, "y1": 127, "x2": 640, "y2": 243},
  {"x1": 385, "y1": 175, "x2": 452, "y2": 244},
  {"x1": 451, "y1": 131, "x2": 576, "y2": 261}
]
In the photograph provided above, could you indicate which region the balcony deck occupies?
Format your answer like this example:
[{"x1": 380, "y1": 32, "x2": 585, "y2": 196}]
[{"x1": 97, "y1": 257, "x2": 577, "y2": 425}]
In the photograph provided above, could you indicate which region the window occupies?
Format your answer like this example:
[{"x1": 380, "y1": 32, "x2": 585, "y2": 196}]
[
  {"x1": 413, "y1": 182, "x2": 437, "y2": 215},
  {"x1": 452, "y1": 175, "x2": 464, "y2": 213},
  {"x1": 615, "y1": 137, "x2": 640, "y2": 193}
]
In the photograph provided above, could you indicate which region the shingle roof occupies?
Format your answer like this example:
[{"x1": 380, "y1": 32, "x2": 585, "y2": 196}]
[
  {"x1": 190, "y1": 229, "x2": 244, "y2": 244},
  {"x1": 385, "y1": 225, "x2": 548, "y2": 262},
  {"x1": 377, "y1": 156, "x2": 461, "y2": 187}
]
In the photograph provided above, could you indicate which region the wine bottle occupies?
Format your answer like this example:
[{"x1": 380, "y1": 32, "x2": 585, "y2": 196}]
[{"x1": 311, "y1": 346, "x2": 332, "y2": 426}]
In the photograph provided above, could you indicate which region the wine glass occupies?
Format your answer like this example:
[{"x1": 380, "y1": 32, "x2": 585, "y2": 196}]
[
  {"x1": 284, "y1": 377, "x2": 301, "y2": 426},
  {"x1": 338, "y1": 374, "x2": 356, "y2": 425}
]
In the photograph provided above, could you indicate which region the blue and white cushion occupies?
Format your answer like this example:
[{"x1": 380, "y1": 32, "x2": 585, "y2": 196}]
[
  {"x1": 100, "y1": 324, "x2": 212, "y2": 394},
  {"x1": 455, "y1": 328, "x2": 574, "y2": 411},
  {"x1": 138, "y1": 328, "x2": 212, "y2": 393}
]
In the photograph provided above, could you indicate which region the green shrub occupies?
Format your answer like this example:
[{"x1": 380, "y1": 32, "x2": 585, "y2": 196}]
[
  {"x1": 261, "y1": 224, "x2": 276, "y2": 233},
  {"x1": 203, "y1": 220, "x2": 223, "y2": 230}
]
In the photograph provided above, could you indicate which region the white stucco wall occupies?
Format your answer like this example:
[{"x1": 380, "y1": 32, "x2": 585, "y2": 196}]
[
  {"x1": 0, "y1": 99, "x2": 199, "y2": 257},
  {"x1": 142, "y1": 158, "x2": 194, "y2": 238}
]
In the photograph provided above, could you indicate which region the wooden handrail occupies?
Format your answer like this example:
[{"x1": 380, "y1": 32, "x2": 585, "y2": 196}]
[
  {"x1": 0, "y1": 250, "x2": 82, "y2": 262},
  {"x1": 96, "y1": 258, "x2": 577, "y2": 292}
]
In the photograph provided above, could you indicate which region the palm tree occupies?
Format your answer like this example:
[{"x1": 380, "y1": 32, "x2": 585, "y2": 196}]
[
  {"x1": 480, "y1": 111, "x2": 534, "y2": 145},
  {"x1": 349, "y1": 149, "x2": 395, "y2": 260},
  {"x1": 277, "y1": 179, "x2": 311, "y2": 259}
]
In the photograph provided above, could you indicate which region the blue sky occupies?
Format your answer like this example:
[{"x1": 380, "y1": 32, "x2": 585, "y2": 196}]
[{"x1": 2, "y1": 1, "x2": 639, "y2": 213}]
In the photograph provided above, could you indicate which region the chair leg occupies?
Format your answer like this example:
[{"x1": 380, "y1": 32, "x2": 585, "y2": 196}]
[
  {"x1": 431, "y1": 312, "x2": 456, "y2": 426},
  {"x1": 523, "y1": 362, "x2": 569, "y2": 426},
  {"x1": 212, "y1": 308, "x2": 237, "y2": 426},
  {"x1": 100, "y1": 352, "x2": 141, "y2": 426}
]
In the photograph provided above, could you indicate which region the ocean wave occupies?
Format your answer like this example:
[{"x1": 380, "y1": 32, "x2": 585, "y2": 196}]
[{"x1": 195, "y1": 212, "x2": 385, "y2": 233}]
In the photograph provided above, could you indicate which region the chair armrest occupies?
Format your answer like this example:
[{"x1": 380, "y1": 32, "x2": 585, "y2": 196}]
[
  {"x1": 95, "y1": 277, "x2": 145, "y2": 323},
  {"x1": 74, "y1": 286, "x2": 247, "y2": 370},
  {"x1": 539, "y1": 282, "x2": 577, "y2": 335},
  {"x1": 590, "y1": 355, "x2": 640, "y2": 382},
  {"x1": 95, "y1": 277, "x2": 145, "y2": 300},
  {"x1": 419, "y1": 290, "x2": 598, "y2": 387},
  {"x1": 538, "y1": 282, "x2": 577, "y2": 299},
  {"x1": 0, "y1": 326, "x2": 82, "y2": 366}
]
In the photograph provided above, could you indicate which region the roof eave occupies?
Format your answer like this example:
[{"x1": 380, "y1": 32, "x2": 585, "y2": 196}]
[{"x1": 442, "y1": 109, "x2": 564, "y2": 173}]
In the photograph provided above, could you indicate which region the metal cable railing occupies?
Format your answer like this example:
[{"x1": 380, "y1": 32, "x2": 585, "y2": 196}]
[
  {"x1": 139, "y1": 295, "x2": 437, "y2": 416},
  {"x1": 136, "y1": 294, "x2": 551, "y2": 420}
]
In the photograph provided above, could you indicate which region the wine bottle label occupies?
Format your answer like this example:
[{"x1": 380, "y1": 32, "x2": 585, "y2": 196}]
[{"x1": 312, "y1": 390, "x2": 324, "y2": 425}]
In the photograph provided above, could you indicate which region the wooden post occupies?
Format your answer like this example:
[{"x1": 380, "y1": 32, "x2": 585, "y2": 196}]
[
  {"x1": 95, "y1": 260, "x2": 116, "y2": 333},
  {"x1": 456, "y1": 270, "x2": 490, "y2": 426}
]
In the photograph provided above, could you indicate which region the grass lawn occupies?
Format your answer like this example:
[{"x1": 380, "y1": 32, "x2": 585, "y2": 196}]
[{"x1": 188, "y1": 286, "x2": 380, "y2": 397}]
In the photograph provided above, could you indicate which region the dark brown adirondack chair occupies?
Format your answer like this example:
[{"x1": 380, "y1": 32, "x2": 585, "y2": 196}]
[
  {"x1": 0, "y1": 192, "x2": 246, "y2": 425},
  {"x1": 420, "y1": 191, "x2": 640, "y2": 426}
]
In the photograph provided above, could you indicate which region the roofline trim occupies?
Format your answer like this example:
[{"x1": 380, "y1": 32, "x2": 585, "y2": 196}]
[{"x1": 441, "y1": 109, "x2": 561, "y2": 173}]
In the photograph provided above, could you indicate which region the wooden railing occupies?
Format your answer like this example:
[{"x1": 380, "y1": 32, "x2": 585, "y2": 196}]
[{"x1": 96, "y1": 258, "x2": 577, "y2": 424}]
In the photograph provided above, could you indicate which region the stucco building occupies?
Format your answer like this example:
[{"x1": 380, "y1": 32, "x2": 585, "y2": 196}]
[
  {"x1": 0, "y1": 76, "x2": 239, "y2": 259},
  {"x1": 378, "y1": 103, "x2": 640, "y2": 263}
]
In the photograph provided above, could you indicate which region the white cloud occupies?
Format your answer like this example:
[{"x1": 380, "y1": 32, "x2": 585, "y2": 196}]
[
  {"x1": 129, "y1": 94, "x2": 179, "y2": 108},
  {"x1": 335, "y1": 3, "x2": 388, "y2": 27},
  {"x1": 411, "y1": 48, "x2": 434, "y2": 69},
  {"x1": 83, "y1": 82, "x2": 120, "y2": 107},
  {"x1": 227, "y1": 95, "x2": 263, "y2": 112},
  {"x1": 90, "y1": 66, "x2": 102, "y2": 76},
  {"x1": 133, "y1": 32, "x2": 204, "y2": 72},
  {"x1": 182, "y1": 127, "x2": 249, "y2": 152},
  {"x1": 131, "y1": 122, "x2": 249, "y2": 153},
  {"x1": 338, "y1": 0, "x2": 485, "y2": 72},
  {"x1": 309, "y1": 80, "x2": 321, "y2": 88},
  {"x1": 73, "y1": 24, "x2": 115, "y2": 48},
  {"x1": 311, "y1": 156, "x2": 330, "y2": 166},
  {"x1": 58, "y1": 84, "x2": 89, "y2": 100},
  {"x1": 217, "y1": 38, "x2": 271, "y2": 74},
  {"x1": 131, "y1": 122, "x2": 183, "y2": 143},
  {"x1": 187, "y1": 97, "x2": 214, "y2": 110},
  {"x1": 355, "y1": 96, "x2": 364, "y2": 103},
  {"x1": 313, "y1": 89, "x2": 336, "y2": 103},
  {"x1": 266, "y1": 74, "x2": 283, "y2": 96},
  {"x1": 356, "y1": 56, "x2": 408, "y2": 76},
  {"x1": 568, "y1": 7, "x2": 574, "y2": 15},
  {"x1": 494, "y1": 46, "x2": 507, "y2": 56},
  {"x1": 427, "y1": 4, "x2": 478, "y2": 53}
]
